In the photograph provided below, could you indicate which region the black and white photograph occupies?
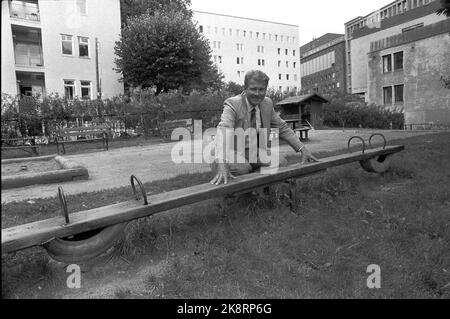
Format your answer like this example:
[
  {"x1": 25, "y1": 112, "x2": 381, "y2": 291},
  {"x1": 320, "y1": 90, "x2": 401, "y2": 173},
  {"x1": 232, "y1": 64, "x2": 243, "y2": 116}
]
[{"x1": 1, "y1": 0, "x2": 449, "y2": 301}]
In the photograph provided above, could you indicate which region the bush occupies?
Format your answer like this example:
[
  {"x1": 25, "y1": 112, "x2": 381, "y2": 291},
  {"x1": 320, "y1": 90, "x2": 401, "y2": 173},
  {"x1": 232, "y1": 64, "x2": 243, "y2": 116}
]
[{"x1": 323, "y1": 92, "x2": 404, "y2": 129}]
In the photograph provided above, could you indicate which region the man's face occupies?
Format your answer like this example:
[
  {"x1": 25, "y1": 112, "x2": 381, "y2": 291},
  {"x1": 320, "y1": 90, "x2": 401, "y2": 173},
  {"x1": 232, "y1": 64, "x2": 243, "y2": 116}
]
[{"x1": 245, "y1": 79, "x2": 267, "y2": 106}]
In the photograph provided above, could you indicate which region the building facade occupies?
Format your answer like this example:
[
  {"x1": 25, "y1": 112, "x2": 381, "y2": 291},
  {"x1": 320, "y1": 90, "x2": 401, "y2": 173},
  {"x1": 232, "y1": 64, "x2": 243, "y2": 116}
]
[
  {"x1": 192, "y1": 11, "x2": 301, "y2": 94},
  {"x1": 1, "y1": 0, "x2": 124, "y2": 100},
  {"x1": 300, "y1": 33, "x2": 346, "y2": 95},
  {"x1": 344, "y1": 0, "x2": 450, "y2": 125}
]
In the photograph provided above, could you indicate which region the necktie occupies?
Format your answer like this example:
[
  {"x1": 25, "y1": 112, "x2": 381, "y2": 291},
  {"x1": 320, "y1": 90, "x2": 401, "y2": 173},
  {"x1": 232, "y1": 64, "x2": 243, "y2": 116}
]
[
  {"x1": 250, "y1": 108, "x2": 259, "y2": 156},
  {"x1": 250, "y1": 108, "x2": 256, "y2": 129}
]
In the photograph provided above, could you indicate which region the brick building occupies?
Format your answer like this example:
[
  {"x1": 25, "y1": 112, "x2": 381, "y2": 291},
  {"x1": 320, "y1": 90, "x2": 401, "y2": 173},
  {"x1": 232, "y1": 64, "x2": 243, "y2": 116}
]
[{"x1": 300, "y1": 33, "x2": 346, "y2": 95}]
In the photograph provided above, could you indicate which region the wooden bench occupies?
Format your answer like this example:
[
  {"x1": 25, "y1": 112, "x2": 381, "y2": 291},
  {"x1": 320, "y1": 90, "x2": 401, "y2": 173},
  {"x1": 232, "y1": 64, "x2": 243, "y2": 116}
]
[
  {"x1": 1, "y1": 137, "x2": 40, "y2": 157},
  {"x1": 159, "y1": 119, "x2": 193, "y2": 141},
  {"x1": 404, "y1": 123, "x2": 433, "y2": 130},
  {"x1": 294, "y1": 126, "x2": 311, "y2": 141},
  {"x1": 55, "y1": 125, "x2": 109, "y2": 154}
]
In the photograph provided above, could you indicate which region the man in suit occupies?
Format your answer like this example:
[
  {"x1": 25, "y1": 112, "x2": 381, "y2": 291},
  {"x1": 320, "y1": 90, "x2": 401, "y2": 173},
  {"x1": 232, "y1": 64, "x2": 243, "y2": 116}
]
[{"x1": 210, "y1": 70, "x2": 318, "y2": 185}]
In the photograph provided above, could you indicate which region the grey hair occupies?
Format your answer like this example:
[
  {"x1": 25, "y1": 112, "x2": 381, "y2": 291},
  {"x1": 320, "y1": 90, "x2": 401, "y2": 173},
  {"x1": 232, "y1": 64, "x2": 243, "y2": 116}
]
[{"x1": 244, "y1": 70, "x2": 270, "y2": 88}]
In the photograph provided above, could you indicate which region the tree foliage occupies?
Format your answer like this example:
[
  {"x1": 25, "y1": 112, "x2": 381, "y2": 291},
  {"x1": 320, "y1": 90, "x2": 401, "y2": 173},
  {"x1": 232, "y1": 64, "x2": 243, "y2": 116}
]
[
  {"x1": 120, "y1": 0, "x2": 192, "y2": 26},
  {"x1": 114, "y1": 9, "x2": 222, "y2": 95},
  {"x1": 436, "y1": 0, "x2": 450, "y2": 17}
]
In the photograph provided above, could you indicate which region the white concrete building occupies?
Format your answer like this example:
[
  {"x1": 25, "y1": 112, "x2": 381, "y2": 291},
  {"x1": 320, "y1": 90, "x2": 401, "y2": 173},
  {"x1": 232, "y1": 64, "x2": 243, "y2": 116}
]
[
  {"x1": 192, "y1": 11, "x2": 301, "y2": 94},
  {"x1": 344, "y1": 0, "x2": 447, "y2": 98},
  {"x1": 1, "y1": 0, "x2": 123, "y2": 100}
]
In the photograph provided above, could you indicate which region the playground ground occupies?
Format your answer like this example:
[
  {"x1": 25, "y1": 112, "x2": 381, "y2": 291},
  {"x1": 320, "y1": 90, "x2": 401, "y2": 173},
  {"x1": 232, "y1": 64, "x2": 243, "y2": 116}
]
[{"x1": 1, "y1": 128, "x2": 439, "y2": 204}]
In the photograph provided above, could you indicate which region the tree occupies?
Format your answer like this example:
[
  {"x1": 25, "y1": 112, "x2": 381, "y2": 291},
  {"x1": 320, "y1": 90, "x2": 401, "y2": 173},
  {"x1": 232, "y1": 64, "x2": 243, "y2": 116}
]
[
  {"x1": 225, "y1": 81, "x2": 245, "y2": 95},
  {"x1": 436, "y1": 0, "x2": 450, "y2": 17},
  {"x1": 120, "y1": 0, "x2": 192, "y2": 26},
  {"x1": 114, "y1": 9, "x2": 222, "y2": 95}
]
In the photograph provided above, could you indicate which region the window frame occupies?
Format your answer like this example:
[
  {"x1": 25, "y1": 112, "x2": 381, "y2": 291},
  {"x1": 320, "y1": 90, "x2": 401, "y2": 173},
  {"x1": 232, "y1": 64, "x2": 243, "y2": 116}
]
[
  {"x1": 382, "y1": 54, "x2": 392, "y2": 73},
  {"x1": 80, "y1": 80, "x2": 92, "y2": 100},
  {"x1": 383, "y1": 86, "x2": 392, "y2": 105},
  {"x1": 78, "y1": 36, "x2": 90, "y2": 58},
  {"x1": 64, "y1": 79, "x2": 76, "y2": 100},
  {"x1": 61, "y1": 34, "x2": 74, "y2": 56},
  {"x1": 394, "y1": 84, "x2": 404, "y2": 104},
  {"x1": 393, "y1": 51, "x2": 403, "y2": 71},
  {"x1": 76, "y1": 0, "x2": 88, "y2": 15}
]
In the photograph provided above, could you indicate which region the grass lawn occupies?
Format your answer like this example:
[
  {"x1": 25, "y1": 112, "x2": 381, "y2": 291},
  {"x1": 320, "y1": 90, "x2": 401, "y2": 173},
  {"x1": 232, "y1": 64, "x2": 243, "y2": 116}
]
[{"x1": 1, "y1": 132, "x2": 449, "y2": 298}]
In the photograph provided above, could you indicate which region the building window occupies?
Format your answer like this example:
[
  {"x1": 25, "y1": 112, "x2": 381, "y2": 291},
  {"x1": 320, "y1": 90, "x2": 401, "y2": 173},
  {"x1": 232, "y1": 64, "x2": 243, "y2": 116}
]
[
  {"x1": 383, "y1": 86, "x2": 392, "y2": 105},
  {"x1": 80, "y1": 80, "x2": 91, "y2": 100},
  {"x1": 61, "y1": 34, "x2": 73, "y2": 55},
  {"x1": 243, "y1": 30, "x2": 246, "y2": 37},
  {"x1": 222, "y1": 27, "x2": 225, "y2": 35},
  {"x1": 218, "y1": 41, "x2": 221, "y2": 49},
  {"x1": 277, "y1": 48, "x2": 281, "y2": 55},
  {"x1": 278, "y1": 74, "x2": 282, "y2": 80},
  {"x1": 275, "y1": 34, "x2": 278, "y2": 41},
  {"x1": 285, "y1": 49, "x2": 288, "y2": 55},
  {"x1": 237, "y1": 57, "x2": 240, "y2": 64},
  {"x1": 294, "y1": 74, "x2": 297, "y2": 81},
  {"x1": 218, "y1": 56, "x2": 222, "y2": 63},
  {"x1": 293, "y1": 50, "x2": 296, "y2": 56},
  {"x1": 278, "y1": 61, "x2": 281, "y2": 67},
  {"x1": 236, "y1": 29, "x2": 239, "y2": 36},
  {"x1": 286, "y1": 74, "x2": 289, "y2": 80},
  {"x1": 394, "y1": 84, "x2": 404, "y2": 103},
  {"x1": 286, "y1": 61, "x2": 289, "y2": 68},
  {"x1": 382, "y1": 54, "x2": 392, "y2": 73},
  {"x1": 337, "y1": 82, "x2": 340, "y2": 88},
  {"x1": 199, "y1": 25, "x2": 203, "y2": 33},
  {"x1": 402, "y1": 23, "x2": 424, "y2": 33},
  {"x1": 78, "y1": 36, "x2": 89, "y2": 57},
  {"x1": 394, "y1": 52, "x2": 403, "y2": 70},
  {"x1": 263, "y1": 33, "x2": 266, "y2": 39},
  {"x1": 256, "y1": 32, "x2": 259, "y2": 39},
  {"x1": 76, "y1": 0, "x2": 87, "y2": 14},
  {"x1": 64, "y1": 80, "x2": 75, "y2": 100},
  {"x1": 229, "y1": 28, "x2": 232, "y2": 36},
  {"x1": 293, "y1": 62, "x2": 296, "y2": 68}
]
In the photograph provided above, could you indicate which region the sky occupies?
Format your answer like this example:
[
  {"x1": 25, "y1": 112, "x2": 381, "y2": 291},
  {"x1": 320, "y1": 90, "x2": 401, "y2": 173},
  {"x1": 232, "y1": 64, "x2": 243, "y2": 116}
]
[{"x1": 190, "y1": 0, "x2": 393, "y2": 46}]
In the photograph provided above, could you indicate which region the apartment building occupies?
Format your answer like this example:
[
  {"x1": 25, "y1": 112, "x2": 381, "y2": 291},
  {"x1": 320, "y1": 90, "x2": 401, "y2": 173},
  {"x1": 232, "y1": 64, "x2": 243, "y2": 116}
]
[
  {"x1": 192, "y1": 11, "x2": 301, "y2": 94},
  {"x1": 1, "y1": 0, "x2": 123, "y2": 100},
  {"x1": 300, "y1": 33, "x2": 346, "y2": 95},
  {"x1": 344, "y1": 0, "x2": 450, "y2": 125}
]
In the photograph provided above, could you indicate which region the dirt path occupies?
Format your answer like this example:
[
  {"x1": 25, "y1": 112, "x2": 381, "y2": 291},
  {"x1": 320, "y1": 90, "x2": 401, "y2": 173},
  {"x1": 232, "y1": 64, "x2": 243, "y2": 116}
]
[{"x1": 1, "y1": 129, "x2": 439, "y2": 203}]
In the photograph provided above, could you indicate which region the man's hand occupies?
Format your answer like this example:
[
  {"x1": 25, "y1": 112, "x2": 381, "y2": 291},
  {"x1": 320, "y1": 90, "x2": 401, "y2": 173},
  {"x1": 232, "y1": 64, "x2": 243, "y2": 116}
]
[
  {"x1": 300, "y1": 147, "x2": 320, "y2": 165},
  {"x1": 210, "y1": 162, "x2": 236, "y2": 185}
]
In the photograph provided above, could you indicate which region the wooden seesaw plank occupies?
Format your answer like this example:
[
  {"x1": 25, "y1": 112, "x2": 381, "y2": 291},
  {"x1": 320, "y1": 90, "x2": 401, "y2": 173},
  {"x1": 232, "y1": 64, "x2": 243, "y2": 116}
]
[{"x1": 1, "y1": 145, "x2": 404, "y2": 254}]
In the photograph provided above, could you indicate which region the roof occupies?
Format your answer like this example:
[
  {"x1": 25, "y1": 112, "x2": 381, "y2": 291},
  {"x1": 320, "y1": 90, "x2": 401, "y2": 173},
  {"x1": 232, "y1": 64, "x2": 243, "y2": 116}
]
[
  {"x1": 193, "y1": 10, "x2": 299, "y2": 27},
  {"x1": 300, "y1": 33, "x2": 344, "y2": 54},
  {"x1": 276, "y1": 94, "x2": 329, "y2": 106}
]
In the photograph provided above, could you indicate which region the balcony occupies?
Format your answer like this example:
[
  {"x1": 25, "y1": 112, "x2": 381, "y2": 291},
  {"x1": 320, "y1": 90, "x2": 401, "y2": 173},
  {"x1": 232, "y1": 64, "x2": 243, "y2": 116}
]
[
  {"x1": 12, "y1": 25, "x2": 44, "y2": 70},
  {"x1": 10, "y1": 1, "x2": 40, "y2": 22}
]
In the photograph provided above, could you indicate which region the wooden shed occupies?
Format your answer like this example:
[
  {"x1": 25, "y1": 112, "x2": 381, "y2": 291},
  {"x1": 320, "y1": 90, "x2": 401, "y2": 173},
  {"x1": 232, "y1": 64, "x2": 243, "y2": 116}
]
[{"x1": 276, "y1": 94, "x2": 329, "y2": 129}]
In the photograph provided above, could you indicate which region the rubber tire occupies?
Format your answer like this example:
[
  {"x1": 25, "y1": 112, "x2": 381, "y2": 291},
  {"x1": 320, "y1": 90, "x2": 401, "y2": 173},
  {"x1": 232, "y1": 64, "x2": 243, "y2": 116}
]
[
  {"x1": 360, "y1": 155, "x2": 391, "y2": 173},
  {"x1": 43, "y1": 223, "x2": 127, "y2": 263}
]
